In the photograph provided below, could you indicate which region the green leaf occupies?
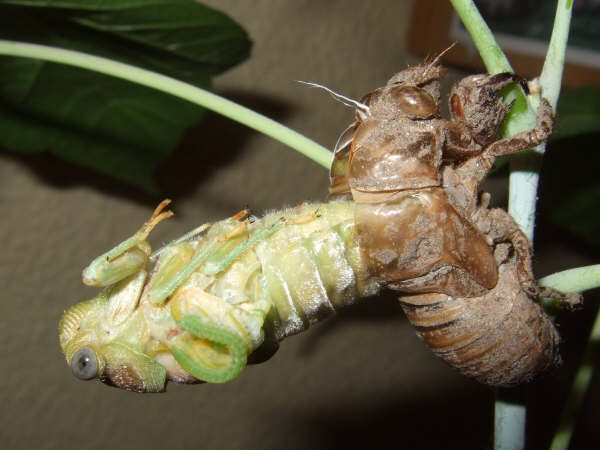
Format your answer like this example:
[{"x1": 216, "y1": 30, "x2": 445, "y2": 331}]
[
  {"x1": 0, "y1": 1, "x2": 251, "y2": 192},
  {"x1": 0, "y1": 58, "x2": 209, "y2": 191},
  {"x1": 552, "y1": 86, "x2": 600, "y2": 141}
]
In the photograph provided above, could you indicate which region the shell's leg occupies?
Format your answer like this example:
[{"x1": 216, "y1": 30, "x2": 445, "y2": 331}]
[
  {"x1": 444, "y1": 99, "x2": 555, "y2": 215},
  {"x1": 167, "y1": 287, "x2": 271, "y2": 383},
  {"x1": 82, "y1": 200, "x2": 173, "y2": 287},
  {"x1": 477, "y1": 207, "x2": 582, "y2": 308}
]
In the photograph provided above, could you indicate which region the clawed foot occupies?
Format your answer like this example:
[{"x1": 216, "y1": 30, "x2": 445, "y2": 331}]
[{"x1": 522, "y1": 283, "x2": 583, "y2": 311}]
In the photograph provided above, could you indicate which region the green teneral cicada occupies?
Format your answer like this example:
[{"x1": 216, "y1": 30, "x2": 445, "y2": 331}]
[
  {"x1": 60, "y1": 62, "x2": 580, "y2": 392},
  {"x1": 59, "y1": 200, "x2": 380, "y2": 392}
]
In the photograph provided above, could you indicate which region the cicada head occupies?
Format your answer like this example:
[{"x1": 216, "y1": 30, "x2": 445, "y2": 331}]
[
  {"x1": 387, "y1": 62, "x2": 445, "y2": 104},
  {"x1": 363, "y1": 63, "x2": 445, "y2": 121},
  {"x1": 58, "y1": 271, "x2": 167, "y2": 393}
]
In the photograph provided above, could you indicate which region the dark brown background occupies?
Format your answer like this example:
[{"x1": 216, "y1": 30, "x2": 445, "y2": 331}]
[{"x1": 1, "y1": 1, "x2": 598, "y2": 449}]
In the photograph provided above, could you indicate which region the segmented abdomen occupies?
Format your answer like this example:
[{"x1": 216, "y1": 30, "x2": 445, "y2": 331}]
[
  {"x1": 399, "y1": 257, "x2": 560, "y2": 386},
  {"x1": 195, "y1": 201, "x2": 381, "y2": 341}
]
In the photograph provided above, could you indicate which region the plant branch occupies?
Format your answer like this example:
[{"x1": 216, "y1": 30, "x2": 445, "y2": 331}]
[
  {"x1": 451, "y1": 1, "x2": 574, "y2": 450},
  {"x1": 539, "y1": 0, "x2": 573, "y2": 111},
  {"x1": 539, "y1": 265, "x2": 600, "y2": 293},
  {"x1": 449, "y1": 0, "x2": 512, "y2": 73},
  {"x1": 507, "y1": 0, "x2": 572, "y2": 240},
  {"x1": 0, "y1": 39, "x2": 332, "y2": 169},
  {"x1": 450, "y1": 1, "x2": 527, "y2": 448}
]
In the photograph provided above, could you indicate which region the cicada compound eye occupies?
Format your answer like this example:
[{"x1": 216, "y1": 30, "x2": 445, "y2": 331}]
[{"x1": 71, "y1": 347, "x2": 99, "y2": 380}]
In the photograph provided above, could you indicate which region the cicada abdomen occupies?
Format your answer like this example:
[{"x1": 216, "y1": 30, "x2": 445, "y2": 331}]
[
  {"x1": 399, "y1": 253, "x2": 560, "y2": 386},
  {"x1": 331, "y1": 61, "x2": 577, "y2": 386}
]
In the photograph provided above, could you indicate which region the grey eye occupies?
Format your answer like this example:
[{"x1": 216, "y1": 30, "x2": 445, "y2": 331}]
[{"x1": 71, "y1": 347, "x2": 98, "y2": 380}]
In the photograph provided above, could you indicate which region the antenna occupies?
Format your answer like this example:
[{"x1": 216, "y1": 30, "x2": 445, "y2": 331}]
[{"x1": 297, "y1": 80, "x2": 371, "y2": 120}]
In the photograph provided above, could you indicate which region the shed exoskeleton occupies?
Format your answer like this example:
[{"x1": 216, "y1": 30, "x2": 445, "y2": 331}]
[{"x1": 329, "y1": 60, "x2": 580, "y2": 385}]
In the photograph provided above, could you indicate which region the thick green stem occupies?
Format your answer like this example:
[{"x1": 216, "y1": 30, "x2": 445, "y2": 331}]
[
  {"x1": 493, "y1": 396, "x2": 526, "y2": 450},
  {"x1": 451, "y1": 1, "x2": 574, "y2": 449},
  {"x1": 539, "y1": 0, "x2": 572, "y2": 111},
  {"x1": 450, "y1": 1, "x2": 527, "y2": 448},
  {"x1": 539, "y1": 265, "x2": 600, "y2": 294},
  {"x1": 0, "y1": 40, "x2": 332, "y2": 169},
  {"x1": 449, "y1": 0, "x2": 512, "y2": 73},
  {"x1": 508, "y1": 0, "x2": 572, "y2": 241}
]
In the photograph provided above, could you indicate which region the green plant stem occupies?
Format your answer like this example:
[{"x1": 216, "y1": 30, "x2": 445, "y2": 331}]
[
  {"x1": 536, "y1": 4, "x2": 588, "y2": 450},
  {"x1": 0, "y1": 39, "x2": 332, "y2": 169},
  {"x1": 493, "y1": 397, "x2": 525, "y2": 450},
  {"x1": 508, "y1": 0, "x2": 572, "y2": 241},
  {"x1": 539, "y1": 265, "x2": 600, "y2": 294},
  {"x1": 451, "y1": 1, "x2": 573, "y2": 449},
  {"x1": 539, "y1": 0, "x2": 572, "y2": 111},
  {"x1": 450, "y1": 1, "x2": 526, "y2": 448},
  {"x1": 449, "y1": 0, "x2": 512, "y2": 73}
]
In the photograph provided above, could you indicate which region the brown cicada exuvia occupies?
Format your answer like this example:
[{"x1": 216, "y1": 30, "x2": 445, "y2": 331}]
[{"x1": 329, "y1": 61, "x2": 581, "y2": 386}]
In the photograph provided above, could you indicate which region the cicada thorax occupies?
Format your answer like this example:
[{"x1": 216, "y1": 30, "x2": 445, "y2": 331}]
[
  {"x1": 335, "y1": 67, "x2": 498, "y2": 298},
  {"x1": 354, "y1": 190, "x2": 498, "y2": 297}
]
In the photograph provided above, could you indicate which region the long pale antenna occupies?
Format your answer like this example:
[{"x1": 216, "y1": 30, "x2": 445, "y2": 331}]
[{"x1": 297, "y1": 80, "x2": 371, "y2": 120}]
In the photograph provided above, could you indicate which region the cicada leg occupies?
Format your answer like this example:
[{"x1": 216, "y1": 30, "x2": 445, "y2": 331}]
[
  {"x1": 476, "y1": 207, "x2": 582, "y2": 309},
  {"x1": 145, "y1": 242, "x2": 196, "y2": 305},
  {"x1": 82, "y1": 200, "x2": 173, "y2": 287},
  {"x1": 148, "y1": 214, "x2": 285, "y2": 304},
  {"x1": 169, "y1": 315, "x2": 247, "y2": 384},
  {"x1": 167, "y1": 287, "x2": 270, "y2": 383},
  {"x1": 444, "y1": 98, "x2": 555, "y2": 212},
  {"x1": 149, "y1": 222, "x2": 211, "y2": 262}
]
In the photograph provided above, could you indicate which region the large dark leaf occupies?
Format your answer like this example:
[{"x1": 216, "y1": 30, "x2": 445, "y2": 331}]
[{"x1": 0, "y1": 0, "x2": 251, "y2": 192}]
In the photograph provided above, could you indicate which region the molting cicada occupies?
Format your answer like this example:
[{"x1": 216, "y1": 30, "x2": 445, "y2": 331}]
[{"x1": 59, "y1": 61, "x2": 580, "y2": 392}]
